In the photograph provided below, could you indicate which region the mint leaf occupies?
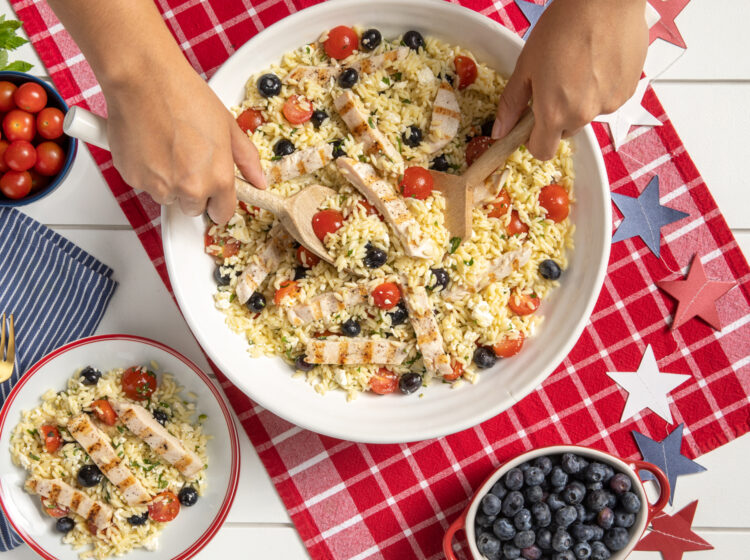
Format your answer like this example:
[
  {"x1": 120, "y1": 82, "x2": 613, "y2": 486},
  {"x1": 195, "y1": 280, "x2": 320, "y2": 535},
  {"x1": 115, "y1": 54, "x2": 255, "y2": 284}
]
[
  {"x1": 3, "y1": 60, "x2": 32, "y2": 72},
  {"x1": 0, "y1": 50, "x2": 8, "y2": 69}
]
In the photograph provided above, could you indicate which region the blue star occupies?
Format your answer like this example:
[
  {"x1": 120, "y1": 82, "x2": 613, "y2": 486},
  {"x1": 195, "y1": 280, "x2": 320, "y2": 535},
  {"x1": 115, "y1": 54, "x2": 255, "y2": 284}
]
[
  {"x1": 611, "y1": 175, "x2": 689, "y2": 258},
  {"x1": 515, "y1": 0, "x2": 553, "y2": 40},
  {"x1": 633, "y1": 424, "x2": 706, "y2": 505}
]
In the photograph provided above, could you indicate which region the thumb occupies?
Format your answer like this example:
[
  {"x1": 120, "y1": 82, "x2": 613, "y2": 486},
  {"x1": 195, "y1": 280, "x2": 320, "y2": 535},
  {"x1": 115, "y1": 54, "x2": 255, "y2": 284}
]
[
  {"x1": 231, "y1": 121, "x2": 267, "y2": 189},
  {"x1": 491, "y1": 68, "x2": 532, "y2": 140}
]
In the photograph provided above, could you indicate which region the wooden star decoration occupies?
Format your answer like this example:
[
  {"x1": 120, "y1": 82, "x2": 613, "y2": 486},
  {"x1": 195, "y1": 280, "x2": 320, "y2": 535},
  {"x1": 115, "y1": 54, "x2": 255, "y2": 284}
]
[
  {"x1": 657, "y1": 255, "x2": 736, "y2": 330},
  {"x1": 515, "y1": 0, "x2": 553, "y2": 40},
  {"x1": 649, "y1": 0, "x2": 691, "y2": 49},
  {"x1": 635, "y1": 500, "x2": 713, "y2": 560}
]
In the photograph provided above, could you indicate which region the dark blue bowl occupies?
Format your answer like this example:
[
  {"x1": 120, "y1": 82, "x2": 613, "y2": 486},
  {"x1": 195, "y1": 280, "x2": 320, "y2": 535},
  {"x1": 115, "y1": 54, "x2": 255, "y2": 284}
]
[{"x1": 0, "y1": 71, "x2": 78, "y2": 206}]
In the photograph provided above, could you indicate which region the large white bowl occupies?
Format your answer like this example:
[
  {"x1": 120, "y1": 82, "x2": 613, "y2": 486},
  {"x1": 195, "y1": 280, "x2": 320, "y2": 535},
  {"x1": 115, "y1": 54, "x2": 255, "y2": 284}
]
[{"x1": 162, "y1": 0, "x2": 611, "y2": 443}]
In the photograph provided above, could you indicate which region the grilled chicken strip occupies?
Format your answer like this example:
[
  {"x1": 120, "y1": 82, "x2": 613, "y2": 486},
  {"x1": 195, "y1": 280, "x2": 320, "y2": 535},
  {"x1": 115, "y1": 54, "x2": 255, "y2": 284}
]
[
  {"x1": 67, "y1": 413, "x2": 151, "y2": 506},
  {"x1": 333, "y1": 91, "x2": 402, "y2": 164},
  {"x1": 424, "y1": 82, "x2": 461, "y2": 153},
  {"x1": 283, "y1": 48, "x2": 409, "y2": 86},
  {"x1": 26, "y1": 478, "x2": 113, "y2": 530},
  {"x1": 287, "y1": 286, "x2": 368, "y2": 327},
  {"x1": 444, "y1": 246, "x2": 532, "y2": 302},
  {"x1": 337, "y1": 158, "x2": 438, "y2": 259},
  {"x1": 236, "y1": 223, "x2": 290, "y2": 304},
  {"x1": 263, "y1": 143, "x2": 334, "y2": 185},
  {"x1": 400, "y1": 280, "x2": 453, "y2": 377},
  {"x1": 110, "y1": 401, "x2": 204, "y2": 480},
  {"x1": 348, "y1": 47, "x2": 409, "y2": 74},
  {"x1": 305, "y1": 337, "x2": 408, "y2": 365}
]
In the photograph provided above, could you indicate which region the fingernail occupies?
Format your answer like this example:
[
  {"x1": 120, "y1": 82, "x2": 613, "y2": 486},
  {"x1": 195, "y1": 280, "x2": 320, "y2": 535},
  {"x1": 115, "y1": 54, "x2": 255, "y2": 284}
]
[{"x1": 491, "y1": 118, "x2": 503, "y2": 139}]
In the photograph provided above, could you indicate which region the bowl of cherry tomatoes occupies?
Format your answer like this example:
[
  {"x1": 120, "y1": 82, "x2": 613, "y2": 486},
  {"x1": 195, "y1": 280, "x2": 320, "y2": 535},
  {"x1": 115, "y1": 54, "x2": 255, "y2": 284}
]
[{"x1": 0, "y1": 72, "x2": 77, "y2": 206}]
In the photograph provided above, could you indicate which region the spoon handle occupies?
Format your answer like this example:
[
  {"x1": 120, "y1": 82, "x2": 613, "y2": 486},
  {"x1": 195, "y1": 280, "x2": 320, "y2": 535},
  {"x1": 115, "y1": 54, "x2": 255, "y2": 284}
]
[{"x1": 234, "y1": 177, "x2": 285, "y2": 216}]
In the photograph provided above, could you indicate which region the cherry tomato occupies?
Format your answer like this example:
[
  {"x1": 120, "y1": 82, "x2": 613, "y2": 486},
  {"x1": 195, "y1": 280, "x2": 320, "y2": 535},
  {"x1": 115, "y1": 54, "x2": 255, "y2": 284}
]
[
  {"x1": 42, "y1": 498, "x2": 68, "y2": 518},
  {"x1": 358, "y1": 199, "x2": 379, "y2": 217},
  {"x1": 296, "y1": 245, "x2": 320, "y2": 268},
  {"x1": 399, "y1": 166, "x2": 433, "y2": 200},
  {"x1": 454, "y1": 55, "x2": 477, "y2": 89},
  {"x1": 274, "y1": 280, "x2": 300, "y2": 305},
  {"x1": 121, "y1": 366, "x2": 157, "y2": 400},
  {"x1": 40, "y1": 425, "x2": 61, "y2": 454},
  {"x1": 282, "y1": 95, "x2": 314, "y2": 125},
  {"x1": 236, "y1": 108, "x2": 265, "y2": 134},
  {"x1": 311, "y1": 209, "x2": 344, "y2": 241},
  {"x1": 13, "y1": 82, "x2": 47, "y2": 113},
  {"x1": 0, "y1": 170, "x2": 31, "y2": 199},
  {"x1": 91, "y1": 399, "x2": 117, "y2": 426},
  {"x1": 372, "y1": 282, "x2": 401, "y2": 310},
  {"x1": 0, "y1": 81, "x2": 16, "y2": 112},
  {"x1": 0, "y1": 140, "x2": 11, "y2": 173},
  {"x1": 487, "y1": 190, "x2": 511, "y2": 219},
  {"x1": 204, "y1": 232, "x2": 241, "y2": 259},
  {"x1": 539, "y1": 184, "x2": 570, "y2": 223},
  {"x1": 443, "y1": 361, "x2": 464, "y2": 382},
  {"x1": 314, "y1": 330, "x2": 335, "y2": 339},
  {"x1": 148, "y1": 491, "x2": 180, "y2": 522},
  {"x1": 238, "y1": 201, "x2": 260, "y2": 215},
  {"x1": 466, "y1": 136, "x2": 494, "y2": 166},
  {"x1": 36, "y1": 107, "x2": 65, "y2": 140},
  {"x1": 5, "y1": 140, "x2": 36, "y2": 171},
  {"x1": 369, "y1": 368, "x2": 398, "y2": 394},
  {"x1": 508, "y1": 291, "x2": 541, "y2": 316},
  {"x1": 324, "y1": 26, "x2": 359, "y2": 60},
  {"x1": 3, "y1": 109, "x2": 35, "y2": 142},
  {"x1": 34, "y1": 141, "x2": 65, "y2": 176},
  {"x1": 493, "y1": 332, "x2": 525, "y2": 358},
  {"x1": 29, "y1": 169, "x2": 49, "y2": 193},
  {"x1": 506, "y1": 210, "x2": 529, "y2": 236}
]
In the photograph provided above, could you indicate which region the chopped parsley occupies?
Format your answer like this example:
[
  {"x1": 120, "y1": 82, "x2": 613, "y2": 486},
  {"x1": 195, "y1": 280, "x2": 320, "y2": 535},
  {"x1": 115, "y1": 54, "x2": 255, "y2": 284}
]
[
  {"x1": 116, "y1": 425, "x2": 126, "y2": 434},
  {"x1": 382, "y1": 76, "x2": 390, "y2": 85},
  {"x1": 270, "y1": 155, "x2": 282, "y2": 161},
  {"x1": 358, "y1": 154, "x2": 368, "y2": 163},
  {"x1": 449, "y1": 236, "x2": 462, "y2": 253},
  {"x1": 198, "y1": 414, "x2": 207, "y2": 422},
  {"x1": 367, "y1": 116, "x2": 375, "y2": 129},
  {"x1": 464, "y1": 258, "x2": 474, "y2": 266},
  {"x1": 28, "y1": 453, "x2": 40, "y2": 461},
  {"x1": 400, "y1": 98, "x2": 412, "y2": 104},
  {"x1": 27, "y1": 428, "x2": 39, "y2": 438},
  {"x1": 391, "y1": 72, "x2": 402, "y2": 81}
]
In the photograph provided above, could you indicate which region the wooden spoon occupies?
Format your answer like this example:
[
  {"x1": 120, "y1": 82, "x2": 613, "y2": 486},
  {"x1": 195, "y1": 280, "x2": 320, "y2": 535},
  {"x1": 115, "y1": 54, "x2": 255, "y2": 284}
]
[{"x1": 429, "y1": 110, "x2": 536, "y2": 241}]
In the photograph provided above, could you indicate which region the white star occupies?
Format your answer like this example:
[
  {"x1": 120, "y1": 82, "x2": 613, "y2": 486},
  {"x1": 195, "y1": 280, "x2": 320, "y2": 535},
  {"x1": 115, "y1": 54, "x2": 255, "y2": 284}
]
[
  {"x1": 606, "y1": 345, "x2": 691, "y2": 423},
  {"x1": 593, "y1": 78, "x2": 662, "y2": 150}
]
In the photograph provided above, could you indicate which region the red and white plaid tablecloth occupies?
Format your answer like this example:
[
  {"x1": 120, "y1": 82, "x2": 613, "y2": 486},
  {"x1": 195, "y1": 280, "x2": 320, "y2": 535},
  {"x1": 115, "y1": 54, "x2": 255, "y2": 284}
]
[{"x1": 11, "y1": 0, "x2": 750, "y2": 558}]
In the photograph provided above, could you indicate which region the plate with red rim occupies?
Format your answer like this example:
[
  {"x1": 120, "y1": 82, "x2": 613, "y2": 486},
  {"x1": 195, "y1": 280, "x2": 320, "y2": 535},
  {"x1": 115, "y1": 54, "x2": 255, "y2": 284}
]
[{"x1": 0, "y1": 334, "x2": 240, "y2": 560}]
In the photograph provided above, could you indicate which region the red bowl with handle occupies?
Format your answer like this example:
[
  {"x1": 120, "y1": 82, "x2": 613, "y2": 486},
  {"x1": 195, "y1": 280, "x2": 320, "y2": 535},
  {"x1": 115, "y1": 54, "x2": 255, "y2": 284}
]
[{"x1": 443, "y1": 445, "x2": 670, "y2": 560}]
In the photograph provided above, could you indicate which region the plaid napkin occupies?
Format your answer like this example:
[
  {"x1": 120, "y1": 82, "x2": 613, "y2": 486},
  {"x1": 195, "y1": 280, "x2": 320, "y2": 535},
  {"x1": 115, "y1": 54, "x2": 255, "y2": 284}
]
[{"x1": 0, "y1": 207, "x2": 117, "y2": 551}]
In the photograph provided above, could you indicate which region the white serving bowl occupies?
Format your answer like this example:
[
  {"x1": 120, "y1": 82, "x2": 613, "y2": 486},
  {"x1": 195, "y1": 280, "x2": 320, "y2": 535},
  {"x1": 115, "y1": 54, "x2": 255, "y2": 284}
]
[{"x1": 162, "y1": 0, "x2": 611, "y2": 443}]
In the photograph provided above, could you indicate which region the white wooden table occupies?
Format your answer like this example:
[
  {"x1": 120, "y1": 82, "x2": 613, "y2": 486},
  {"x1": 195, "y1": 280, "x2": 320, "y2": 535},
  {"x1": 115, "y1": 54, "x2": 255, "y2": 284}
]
[{"x1": 7, "y1": 0, "x2": 750, "y2": 557}]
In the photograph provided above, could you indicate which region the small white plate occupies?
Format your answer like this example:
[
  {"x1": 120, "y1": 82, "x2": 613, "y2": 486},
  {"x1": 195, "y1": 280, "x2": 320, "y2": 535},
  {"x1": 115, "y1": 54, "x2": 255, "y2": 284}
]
[{"x1": 0, "y1": 335, "x2": 240, "y2": 560}]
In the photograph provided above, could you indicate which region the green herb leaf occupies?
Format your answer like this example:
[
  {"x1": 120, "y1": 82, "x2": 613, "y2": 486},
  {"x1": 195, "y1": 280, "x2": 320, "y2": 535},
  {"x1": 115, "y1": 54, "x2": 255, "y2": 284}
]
[
  {"x1": 270, "y1": 155, "x2": 282, "y2": 161},
  {"x1": 464, "y1": 258, "x2": 474, "y2": 266},
  {"x1": 367, "y1": 116, "x2": 375, "y2": 129},
  {"x1": 449, "y1": 237, "x2": 461, "y2": 253},
  {"x1": 198, "y1": 414, "x2": 207, "y2": 422},
  {"x1": 358, "y1": 154, "x2": 368, "y2": 163},
  {"x1": 400, "y1": 98, "x2": 412, "y2": 104},
  {"x1": 382, "y1": 76, "x2": 390, "y2": 85},
  {"x1": 29, "y1": 453, "x2": 40, "y2": 461},
  {"x1": 2, "y1": 60, "x2": 32, "y2": 72},
  {"x1": 392, "y1": 72, "x2": 402, "y2": 81}
]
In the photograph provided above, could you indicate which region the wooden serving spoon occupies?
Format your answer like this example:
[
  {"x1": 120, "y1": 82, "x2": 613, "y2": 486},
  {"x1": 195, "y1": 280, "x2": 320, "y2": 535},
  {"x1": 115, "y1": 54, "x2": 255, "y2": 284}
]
[{"x1": 429, "y1": 109, "x2": 536, "y2": 241}]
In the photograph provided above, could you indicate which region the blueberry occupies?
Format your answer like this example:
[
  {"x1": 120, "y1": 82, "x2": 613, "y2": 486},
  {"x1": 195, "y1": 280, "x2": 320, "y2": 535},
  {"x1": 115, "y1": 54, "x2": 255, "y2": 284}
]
[
  {"x1": 257, "y1": 73, "x2": 282, "y2": 97},
  {"x1": 482, "y1": 493, "x2": 503, "y2": 516},
  {"x1": 515, "y1": 530, "x2": 536, "y2": 549},
  {"x1": 547, "y1": 493, "x2": 566, "y2": 511},
  {"x1": 550, "y1": 467, "x2": 568, "y2": 488},
  {"x1": 525, "y1": 467, "x2": 545, "y2": 486},
  {"x1": 573, "y1": 542, "x2": 592, "y2": 560},
  {"x1": 341, "y1": 318, "x2": 361, "y2": 337},
  {"x1": 477, "y1": 532, "x2": 502, "y2": 557},
  {"x1": 502, "y1": 491, "x2": 524, "y2": 517},
  {"x1": 534, "y1": 456, "x2": 554, "y2": 476},
  {"x1": 613, "y1": 510, "x2": 635, "y2": 528},
  {"x1": 555, "y1": 506, "x2": 578, "y2": 528},
  {"x1": 584, "y1": 463, "x2": 607, "y2": 484},
  {"x1": 585, "y1": 490, "x2": 610, "y2": 513},
  {"x1": 537, "y1": 527, "x2": 553, "y2": 550},
  {"x1": 525, "y1": 485, "x2": 544, "y2": 504},
  {"x1": 562, "y1": 482, "x2": 585, "y2": 505},
  {"x1": 402, "y1": 30, "x2": 425, "y2": 50},
  {"x1": 429, "y1": 268, "x2": 450, "y2": 291},
  {"x1": 539, "y1": 259, "x2": 562, "y2": 280},
  {"x1": 473, "y1": 346, "x2": 497, "y2": 369},
  {"x1": 402, "y1": 125, "x2": 423, "y2": 148},
  {"x1": 360, "y1": 29, "x2": 382, "y2": 52},
  {"x1": 399, "y1": 372, "x2": 422, "y2": 394},
  {"x1": 590, "y1": 541, "x2": 611, "y2": 560},
  {"x1": 178, "y1": 486, "x2": 199, "y2": 506},
  {"x1": 596, "y1": 507, "x2": 614, "y2": 530},
  {"x1": 590, "y1": 526, "x2": 604, "y2": 541},
  {"x1": 602, "y1": 466, "x2": 615, "y2": 483},
  {"x1": 552, "y1": 529, "x2": 573, "y2": 552},
  {"x1": 619, "y1": 492, "x2": 640, "y2": 514},
  {"x1": 430, "y1": 154, "x2": 450, "y2": 172},
  {"x1": 503, "y1": 543, "x2": 522, "y2": 560},
  {"x1": 522, "y1": 544, "x2": 543, "y2": 560},
  {"x1": 246, "y1": 291, "x2": 266, "y2": 313},
  {"x1": 603, "y1": 527, "x2": 629, "y2": 551},
  {"x1": 519, "y1": 462, "x2": 531, "y2": 472},
  {"x1": 56, "y1": 516, "x2": 75, "y2": 533},
  {"x1": 274, "y1": 139, "x2": 295, "y2": 157},
  {"x1": 127, "y1": 511, "x2": 149, "y2": 526},
  {"x1": 575, "y1": 504, "x2": 587, "y2": 523},
  {"x1": 505, "y1": 468, "x2": 524, "y2": 491},
  {"x1": 606, "y1": 493, "x2": 617, "y2": 509},
  {"x1": 561, "y1": 453, "x2": 583, "y2": 475},
  {"x1": 294, "y1": 355, "x2": 315, "y2": 372},
  {"x1": 80, "y1": 366, "x2": 102, "y2": 386},
  {"x1": 152, "y1": 409, "x2": 169, "y2": 426},
  {"x1": 492, "y1": 517, "x2": 516, "y2": 541},
  {"x1": 330, "y1": 140, "x2": 346, "y2": 159},
  {"x1": 476, "y1": 511, "x2": 496, "y2": 528},
  {"x1": 293, "y1": 266, "x2": 307, "y2": 280},
  {"x1": 364, "y1": 244, "x2": 388, "y2": 268},
  {"x1": 77, "y1": 464, "x2": 102, "y2": 487},
  {"x1": 571, "y1": 523, "x2": 595, "y2": 542},
  {"x1": 490, "y1": 480, "x2": 508, "y2": 499},
  {"x1": 532, "y1": 502, "x2": 551, "y2": 527},
  {"x1": 338, "y1": 68, "x2": 359, "y2": 88},
  {"x1": 388, "y1": 303, "x2": 408, "y2": 326},
  {"x1": 311, "y1": 109, "x2": 328, "y2": 128},
  {"x1": 583, "y1": 508, "x2": 597, "y2": 523},
  {"x1": 214, "y1": 266, "x2": 231, "y2": 286},
  {"x1": 553, "y1": 552, "x2": 576, "y2": 560},
  {"x1": 586, "y1": 482, "x2": 603, "y2": 492},
  {"x1": 514, "y1": 509, "x2": 532, "y2": 531}
]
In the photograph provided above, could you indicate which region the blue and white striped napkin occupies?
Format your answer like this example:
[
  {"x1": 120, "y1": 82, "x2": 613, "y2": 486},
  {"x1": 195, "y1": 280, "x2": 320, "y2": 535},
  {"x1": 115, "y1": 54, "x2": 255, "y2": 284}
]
[{"x1": 0, "y1": 207, "x2": 117, "y2": 551}]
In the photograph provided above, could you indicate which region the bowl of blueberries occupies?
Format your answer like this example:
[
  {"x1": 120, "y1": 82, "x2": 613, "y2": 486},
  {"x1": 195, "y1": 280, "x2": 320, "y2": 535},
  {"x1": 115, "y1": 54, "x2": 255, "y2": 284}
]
[{"x1": 443, "y1": 446, "x2": 670, "y2": 560}]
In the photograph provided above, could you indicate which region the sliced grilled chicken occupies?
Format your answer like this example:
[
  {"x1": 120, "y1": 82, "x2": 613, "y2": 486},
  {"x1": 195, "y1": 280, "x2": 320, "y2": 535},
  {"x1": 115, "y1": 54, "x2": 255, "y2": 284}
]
[
  {"x1": 287, "y1": 285, "x2": 368, "y2": 327},
  {"x1": 337, "y1": 157, "x2": 438, "y2": 259},
  {"x1": 444, "y1": 246, "x2": 532, "y2": 302},
  {"x1": 67, "y1": 413, "x2": 151, "y2": 506},
  {"x1": 400, "y1": 280, "x2": 453, "y2": 376},
  {"x1": 305, "y1": 337, "x2": 408, "y2": 365},
  {"x1": 264, "y1": 143, "x2": 334, "y2": 185},
  {"x1": 424, "y1": 82, "x2": 461, "y2": 153},
  {"x1": 333, "y1": 91, "x2": 402, "y2": 164},
  {"x1": 110, "y1": 401, "x2": 204, "y2": 480},
  {"x1": 347, "y1": 47, "x2": 409, "y2": 74},
  {"x1": 283, "y1": 48, "x2": 408, "y2": 86},
  {"x1": 26, "y1": 477, "x2": 113, "y2": 530},
  {"x1": 474, "y1": 169, "x2": 510, "y2": 206},
  {"x1": 236, "y1": 223, "x2": 290, "y2": 304}
]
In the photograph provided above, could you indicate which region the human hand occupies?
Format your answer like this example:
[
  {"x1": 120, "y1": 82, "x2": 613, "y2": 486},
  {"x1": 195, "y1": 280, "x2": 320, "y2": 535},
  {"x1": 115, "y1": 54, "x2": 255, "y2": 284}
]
[{"x1": 491, "y1": 0, "x2": 648, "y2": 160}]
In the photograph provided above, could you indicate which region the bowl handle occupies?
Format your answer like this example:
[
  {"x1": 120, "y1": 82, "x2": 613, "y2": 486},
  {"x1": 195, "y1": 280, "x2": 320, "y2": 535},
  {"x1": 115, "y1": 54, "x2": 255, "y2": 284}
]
[
  {"x1": 632, "y1": 460, "x2": 670, "y2": 522},
  {"x1": 442, "y1": 508, "x2": 468, "y2": 560}
]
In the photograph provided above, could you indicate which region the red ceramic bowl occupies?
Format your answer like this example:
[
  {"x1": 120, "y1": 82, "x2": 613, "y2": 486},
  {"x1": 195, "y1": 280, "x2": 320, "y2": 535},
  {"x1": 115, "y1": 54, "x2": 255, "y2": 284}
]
[{"x1": 443, "y1": 445, "x2": 670, "y2": 560}]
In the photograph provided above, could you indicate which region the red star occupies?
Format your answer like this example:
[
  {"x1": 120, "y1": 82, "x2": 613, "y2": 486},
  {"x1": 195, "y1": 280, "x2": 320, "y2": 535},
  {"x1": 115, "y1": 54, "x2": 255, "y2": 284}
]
[
  {"x1": 649, "y1": 0, "x2": 691, "y2": 48},
  {"x1": 657, "y1": 255, "x2": 735, "y2": 330},
  {"x1": 635, "y1": 500, "x2": 713, "y2": 560}
]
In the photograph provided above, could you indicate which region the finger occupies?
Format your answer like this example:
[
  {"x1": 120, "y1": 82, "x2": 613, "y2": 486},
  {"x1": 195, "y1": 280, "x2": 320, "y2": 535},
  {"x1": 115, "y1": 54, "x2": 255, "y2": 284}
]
[
  {"x1": 179, "y1": 196, "x2": 209, "y2": 217},
  {"x1": 561, "y1": 126, "x2": 583, "y2": 139},
  {"x1": 526, "y1": 113, "x2": 563, "y2": 161},
  {"x1": 231, "y1": 122, "x2": 267, "y2": 189},
  {"x1": 206, "y1": 174, "x2": 237, "y2": 225},
  {"x1": 491, "y1": 68, "x2": 532, "y2": 139}
]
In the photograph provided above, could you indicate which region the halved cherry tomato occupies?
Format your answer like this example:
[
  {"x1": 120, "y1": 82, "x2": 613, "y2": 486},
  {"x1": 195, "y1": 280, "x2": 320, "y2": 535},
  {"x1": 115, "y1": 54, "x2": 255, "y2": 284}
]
[
  {"x1": 3, "y1": 109, "x2": 35, "y2": 142},
  {"x1": 4, "y1": 140, "x2": 36, "y2": 171},
  {"x1": 0, "y1": 81, "x2": 16, "y2": 112},
  {"x1": 323, "y1": 26, "x2": 358, "y2": 60},
  {"x1": 204, "y1": 231, "x2": 241, "y2": 259},
  {"x1": 236, "y1": 108, "x2": 265, "y2": 134},
  {"x1": 372, "y1": 282, "x2": 401, "y2": 310},
  {"x1": 148, "y1": 491, "x2": 180, "y2": 522},
  {"x1": 539, "y1": 183, "x2": 570, "y2": 223},
  {"x1": 311, "y1": 209, "x2": 344, "y2": 241},
  {"x1": 454, "y1": 55, "x2": 477, "y2": 90},
  {"x1": 399, "y1": 166, "x2": 433, "y2": 200},
  {"x1": 0, "y1": 170, "x2": 31, "y2": 199},
  {"x1": 40, "y1": 425, "x2": 61, "y2": 454},
  {"x1": 274, "y1": 280, "x2": 300, "y2": 305},
  {"x1": 369, "y1": 368, "x2": 398, "y2": 394},
  {"x1": 282, "y1": 95, "x2": 314, "y2": 125},
  {"x1": 36, "y1": 107, "x2": 64, "y2": 140},
  {"x1": 34, "y1": 141, "x2": 64, "y2": 176},
  {"x1": 487, "y1": 190, "x2": 511, "y2": 219},
  {"x1": 508, "y1": 292, "x2": 541, "y2": 316},
  {"x1": 466, "y1": 136, "x2": 494, "y2": 166},
  {"x1": 297, "y1": 245, "x2": 320, "y2": 268},
  {"x1": 238, "y1": 201, "x2": 258, "y2": 214},
  {"x1": 444, "y1": 361, "x2": 464, "y2": 382},
  {"x1": 506, "y1": 210, "x2": 529, "y2": 236},
  {"x1": 91, "y1": 399, "x2": 117, "y2": 426},
  {"x1": 121, "y1": 366, "x2": 157, "y2": 400},
  {"x1": 493, "y1": 332, "x2": 525, "y2": 358},
  {"x1": 42, "y1": 497, "x2": 68, "y2": 518},
  {"x1": 13, "y1": 82, "x2": 47, "y2": 113}
]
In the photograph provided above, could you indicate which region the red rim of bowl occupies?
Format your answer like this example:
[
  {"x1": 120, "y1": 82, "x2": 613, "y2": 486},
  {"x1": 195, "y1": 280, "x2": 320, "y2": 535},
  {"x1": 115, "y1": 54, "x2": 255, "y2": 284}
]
[{"x1": 0, "y1": 334, "x2": 241, "y2": 560}]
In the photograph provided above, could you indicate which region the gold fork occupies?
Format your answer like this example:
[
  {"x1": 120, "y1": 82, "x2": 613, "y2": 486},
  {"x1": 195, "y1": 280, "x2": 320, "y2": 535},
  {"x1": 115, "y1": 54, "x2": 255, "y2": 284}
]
[{"x1": 0, "y1": 313, "x2": 15, "y2": 383}]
